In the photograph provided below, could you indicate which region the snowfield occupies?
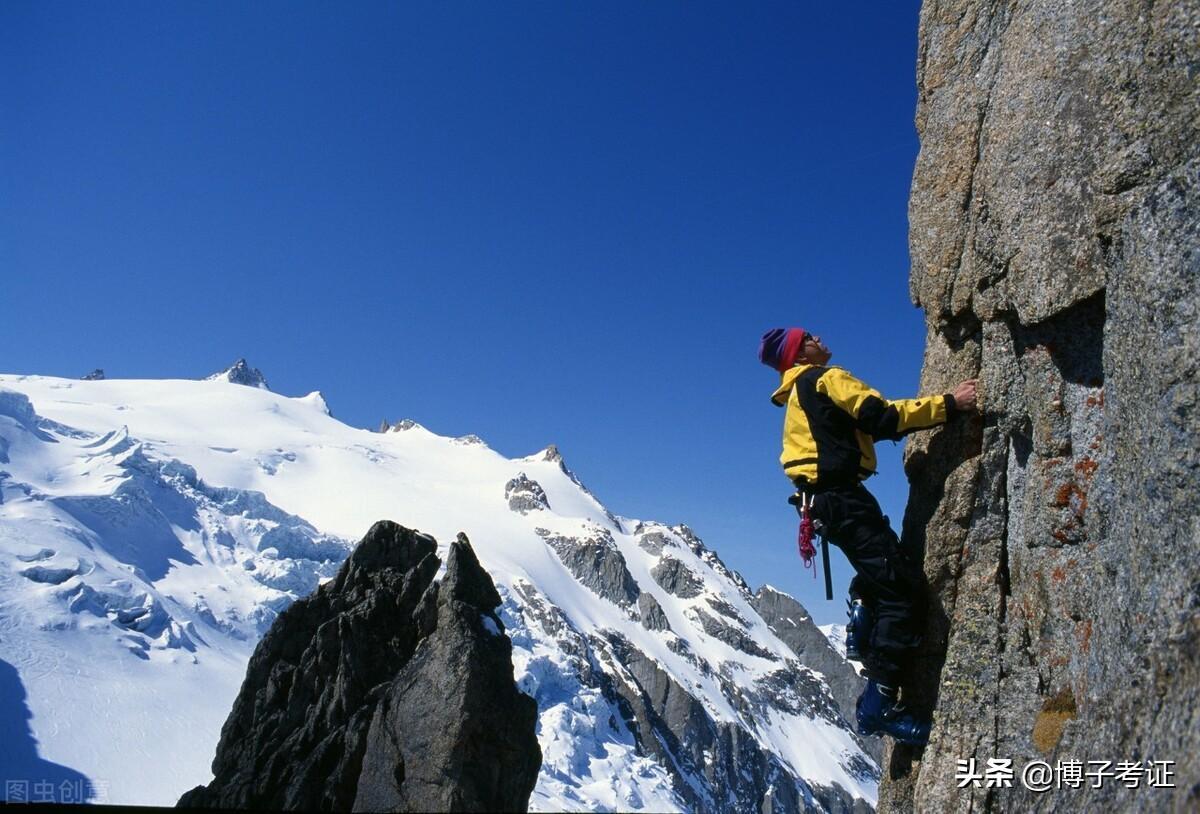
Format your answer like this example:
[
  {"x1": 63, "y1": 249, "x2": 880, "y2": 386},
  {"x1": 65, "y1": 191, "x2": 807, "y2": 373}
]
[{"x1": 0, "y1": 372, "x2": 876, "y2": 810}]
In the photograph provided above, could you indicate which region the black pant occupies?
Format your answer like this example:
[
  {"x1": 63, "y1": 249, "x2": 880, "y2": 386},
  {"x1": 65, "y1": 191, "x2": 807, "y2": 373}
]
[{"x1": 805, "y1": 482, "x2": 927, "y2": 687}]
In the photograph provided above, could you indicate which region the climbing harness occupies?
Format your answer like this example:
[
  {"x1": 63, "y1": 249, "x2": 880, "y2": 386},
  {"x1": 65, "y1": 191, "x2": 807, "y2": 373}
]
[{"x1": 790, "y1": 491, "x2": 834, "y2": 600}]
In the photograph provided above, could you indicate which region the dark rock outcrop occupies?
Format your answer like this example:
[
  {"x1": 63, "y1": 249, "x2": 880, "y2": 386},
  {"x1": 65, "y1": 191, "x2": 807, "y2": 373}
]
[
  {"x1": 636, "y1": 529, "x2": 676, "y2": 555},
  {"x1": 508, "y1": 576, "x2": 877, "y2": 813},
  {"x1": 82, "y1": 369, "x2": 105, "y2": 381},
  {"x1": 505, "y1": 473, "x2": 550, "y2": 514},
  {"x1": 691, "y1": 607, "x2": 778, "y2": 662},
  {"x1": 637, "y1": 591, "x2": 671, "y2": 632},
  {"x1": 894, "y1": 0, "x2": 1199, "y2": 809},
  {"x1": 537, "y1": 526, "x2": 641, "y2": 608},
  {"x1": 651, "y1": 555, "x2": 706, "y2": 599},
  {"x1": 177, "y1": 521, "x2": 540, "y2": 812},
  {"x1": 751, "y1": 586, "x2": 877, "y2": 762},
  {"x1": 208, "y1": 358, "x2": 269, "y2": 389},
  {"x1": 598, "y1": 632, "x2": 872, "y2": 814}
]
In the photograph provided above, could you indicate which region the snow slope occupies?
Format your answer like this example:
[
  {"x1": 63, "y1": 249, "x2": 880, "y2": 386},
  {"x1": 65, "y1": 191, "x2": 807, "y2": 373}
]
[{"x1": 0, "y1": 373, "x2": 876, "y2": 809}]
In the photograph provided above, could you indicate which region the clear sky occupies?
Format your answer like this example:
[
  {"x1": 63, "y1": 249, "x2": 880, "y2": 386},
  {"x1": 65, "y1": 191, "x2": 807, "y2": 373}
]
[{"x1": 2, "y1": 1, "x2": 928, "y2": 626}]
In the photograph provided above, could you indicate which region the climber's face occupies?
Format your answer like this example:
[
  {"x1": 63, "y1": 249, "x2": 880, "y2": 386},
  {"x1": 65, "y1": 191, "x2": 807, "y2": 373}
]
[{"x1": 799, "y1": 333, "x2": 832, "y2": 366}]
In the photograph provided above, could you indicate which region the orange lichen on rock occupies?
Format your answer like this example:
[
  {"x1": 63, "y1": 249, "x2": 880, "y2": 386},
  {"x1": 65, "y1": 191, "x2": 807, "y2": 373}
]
[
  {"x1": 1033, "y1": 687, "x2": 1078, "y2": 753},
  {"x1": 1054, "y1": 483, "x2": 1088, "y2": 513},
  {"x1": 1077, "y1": 619, "x2": 1093, "y2": 653}
]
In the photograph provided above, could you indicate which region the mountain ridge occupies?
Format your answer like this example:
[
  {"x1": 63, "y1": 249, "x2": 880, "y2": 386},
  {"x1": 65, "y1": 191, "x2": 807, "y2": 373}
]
[{"x1": 0, "y1": 371, "x2": 875, "y2": 810}]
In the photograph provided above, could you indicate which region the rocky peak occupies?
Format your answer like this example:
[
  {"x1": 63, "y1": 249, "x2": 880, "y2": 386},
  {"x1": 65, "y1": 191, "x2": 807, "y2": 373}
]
[
  {"x1": 442, "y1": 532, "x2": 503, "y2": 611},
  {"x1": 178, "y1": 520, "x2": 540, "y2": 812},
  {"x1": 81, "y1": 369, "x2": 105, "y2": 381},
  {"x1": 207, "y1": 359, "x2": 269, "y2": 389}
]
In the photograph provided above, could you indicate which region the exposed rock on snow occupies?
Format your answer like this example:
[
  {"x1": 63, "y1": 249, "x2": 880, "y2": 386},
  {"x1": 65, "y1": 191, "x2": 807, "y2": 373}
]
[
  {"x1": 637, "y1": 591, "x2": 671, "y2": 632},
  {"x1": 506, "y1": 472, "x2": 551, "y2": 514},
  {"x1": 635, "y1": 529, "x2": 677, "y2": 555},
  {"x1": 537, "y1": 526, "x2": 641, "y2": 609},
  {"x1": 207, "y1": 359, "x2": 269, "y2": 389},
  {"x1": 598, "y1": 632, "x2": 870, "y2": 814},
  {"x1": 690, "y1": 606, "x2": 777, "y2": 661},
  {"x1": 178, "y1": 522, "x2": 540, "y2": 812},
  {"x1": 651, "y1": 555, "x2": 705, "y2": 599},
  {"x1": 534, "y1": 444, "x2": 563, "y2": 463},
  {"x1": 753, "y1": 587, "x2": 875, "y2": 762}
]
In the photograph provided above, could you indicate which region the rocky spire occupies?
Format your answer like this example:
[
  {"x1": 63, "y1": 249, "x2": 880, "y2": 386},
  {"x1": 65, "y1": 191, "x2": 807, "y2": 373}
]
[
  {"x1": 177, "y1": 521, "x2": 540, "y2": 812},
  {"x1": 207, "y1": 359, "x2": 269, "y2": 390}
]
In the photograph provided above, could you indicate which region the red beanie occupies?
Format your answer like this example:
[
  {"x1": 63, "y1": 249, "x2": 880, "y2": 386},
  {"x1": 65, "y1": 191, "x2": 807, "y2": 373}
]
[{"x1": 758, "y1": 327, "x2": 808, "y2": 372}]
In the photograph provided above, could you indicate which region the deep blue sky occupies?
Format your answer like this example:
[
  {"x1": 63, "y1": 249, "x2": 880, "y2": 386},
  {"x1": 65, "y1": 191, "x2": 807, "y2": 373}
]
[{"x1": 2, "y1": 2, "x2": 928, "y2": 625}]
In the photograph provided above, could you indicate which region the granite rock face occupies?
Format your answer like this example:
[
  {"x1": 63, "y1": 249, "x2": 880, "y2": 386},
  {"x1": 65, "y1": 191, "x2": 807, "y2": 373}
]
[
  {"x1": 177, "y1": 521, "x2": 540, "y2": 812},
  {"x1": 893, "y1": 0, "x2": 1199, "y2": 810}
]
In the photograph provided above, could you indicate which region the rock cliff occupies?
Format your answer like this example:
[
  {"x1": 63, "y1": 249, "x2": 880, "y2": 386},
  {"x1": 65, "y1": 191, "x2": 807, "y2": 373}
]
[
  {"x1": 893, "y1": 0, "x2": 1198, "y2": 810},
  {"x1": 178, "y1": 521, "x2": 541, "y2": 812}
]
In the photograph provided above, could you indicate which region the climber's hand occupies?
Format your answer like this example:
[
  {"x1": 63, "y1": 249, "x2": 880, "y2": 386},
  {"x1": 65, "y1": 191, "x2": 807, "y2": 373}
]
[{"x1": 953, "y1": 379, "x2": 979, "y2": 412}]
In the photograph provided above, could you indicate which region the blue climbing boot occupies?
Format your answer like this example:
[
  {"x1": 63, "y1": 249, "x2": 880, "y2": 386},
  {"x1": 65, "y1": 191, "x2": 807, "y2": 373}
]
[
  {"x1": 845, "y1": 599, "x2": 871, "y2": 662},
  {"x1": 856, "y1": 680, "x2": 931, "y2": 746}
]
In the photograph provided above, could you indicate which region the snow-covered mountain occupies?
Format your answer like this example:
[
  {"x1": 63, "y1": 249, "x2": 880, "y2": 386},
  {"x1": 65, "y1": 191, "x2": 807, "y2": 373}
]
[{"x1": 0, "y1": 369, "x2": 877, "y2": 810}]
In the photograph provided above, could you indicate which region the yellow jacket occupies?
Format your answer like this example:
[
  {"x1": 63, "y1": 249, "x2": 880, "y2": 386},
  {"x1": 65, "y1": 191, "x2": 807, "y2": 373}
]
[{"x1": 770, "y1": 365, "x2": 952, "y2": 488}]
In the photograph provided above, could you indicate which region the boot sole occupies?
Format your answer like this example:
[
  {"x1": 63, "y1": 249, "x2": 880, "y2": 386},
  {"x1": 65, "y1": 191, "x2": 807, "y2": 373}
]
[{"x1": 857, "y1": 721, "x2": 928, "y2": 746}]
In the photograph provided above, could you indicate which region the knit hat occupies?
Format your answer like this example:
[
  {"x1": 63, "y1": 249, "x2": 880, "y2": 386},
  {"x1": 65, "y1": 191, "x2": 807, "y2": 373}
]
[{"x1": 758, "y1": 327, "x2": 808, "y2": 372}]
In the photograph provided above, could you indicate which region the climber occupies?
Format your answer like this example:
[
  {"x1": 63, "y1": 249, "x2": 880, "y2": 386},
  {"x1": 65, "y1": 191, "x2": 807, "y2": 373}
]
[{"x1": 758, "y1": 326, "x2": 977, "y2": 746}]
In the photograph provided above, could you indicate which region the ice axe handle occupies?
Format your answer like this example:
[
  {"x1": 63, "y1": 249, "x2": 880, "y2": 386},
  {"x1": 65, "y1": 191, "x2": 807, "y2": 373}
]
[{"x1": 821, "y1": 536, "x2": 832, "y2": 601}]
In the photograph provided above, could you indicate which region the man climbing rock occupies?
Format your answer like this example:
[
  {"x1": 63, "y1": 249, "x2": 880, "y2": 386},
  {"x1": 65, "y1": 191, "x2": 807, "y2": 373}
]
[{"x1": 759, "y1": 326, "x2": 977, "y2": 746}]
